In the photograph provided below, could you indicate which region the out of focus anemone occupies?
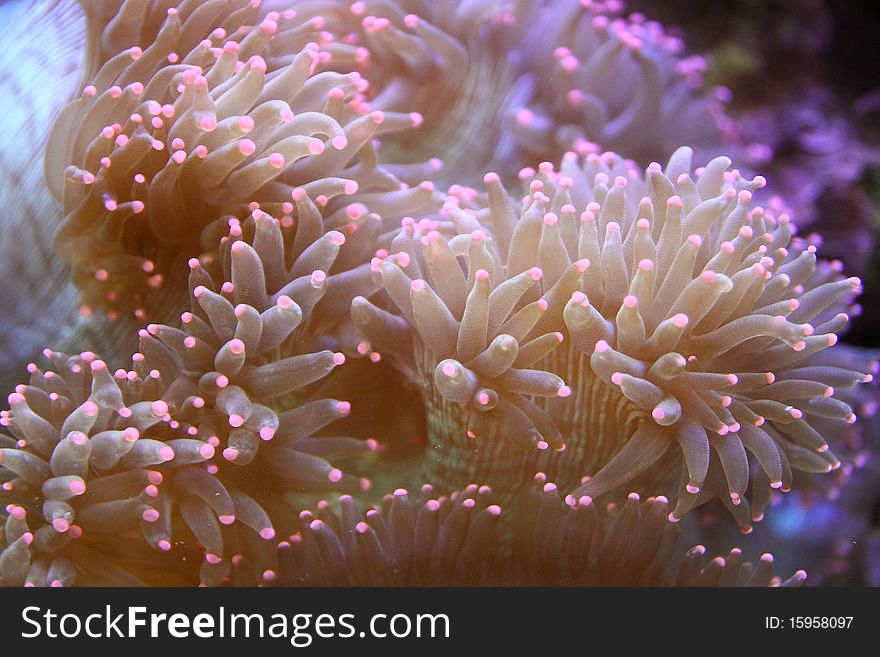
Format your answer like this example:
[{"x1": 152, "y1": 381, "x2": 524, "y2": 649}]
[
  {"x1": 734, "y1": 87, "x2": 880, "y2": 267},
  {"x1": 0, "y1": 350, "x2": 193, "y2": 586},
  {"x1": 46, "y1": 0, "x2": 434, "y2": 340},
  {"x1": 359, "y1": 146, "x2": 873, "y2": 531},
  {"x1": 500, "y1": 0, "x2": 735, "y2": 173},
  {"x1": 276, "y1": 475, "x2": 805, "y2": 586}
]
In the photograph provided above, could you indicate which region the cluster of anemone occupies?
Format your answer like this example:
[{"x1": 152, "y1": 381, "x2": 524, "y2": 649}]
[
  {"x1": 360, "y1": 146, "x2": 872, "y2": 532},
  {"x1": 1, "y1": 0, "x2": 877, "y2": 587}
]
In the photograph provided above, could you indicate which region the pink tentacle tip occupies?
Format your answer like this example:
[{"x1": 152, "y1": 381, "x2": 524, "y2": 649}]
[
  {"x1": 238, "y1": 139, "x2": 256, "y2": 156},
  {"x1": 223, "y1": 447, "x2": 239, "y2": 462},
  {"x1": 158, "y1": 446, "x2": 175, "y2": 462},
  {"x1": 336, "y1": 401, "x2": 351, "y2": 416},
  {"x1": 199, "y1": 443, "x2": 215, "y2": 459},
  {"x1": 69, "y1": 479, "x2": 86, "y2": 495},
  {"x1": 328, "y1": 468, "x2": 343, "y2": 482},
  {"x1": 142, "y1": 508, "x2": 160, "y2": 523},
  {"x1": 332, "y1": 352, "x2": 346, "y2": 366},
  {"x1": 474, "y1": 269, "x2": 490, "y2": 282},
  {"x1": 410, "y1": 279, "x2": 426, "y2": 292},
  {"x1": 255, "y1": 527, "x2": 275, "y2": 541},
  {"x1": 151, "y1": 400, "x2": 169, "y2": 417}
]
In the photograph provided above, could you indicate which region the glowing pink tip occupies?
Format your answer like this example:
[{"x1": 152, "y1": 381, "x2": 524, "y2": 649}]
[
  {"x1": 672, "y1": 313, "x2": 689, "y2": 328},
  {"x1": 611, "y1": 372, "x2": 624, "y2": 385},
  {"x1": 142, "y1": 508, "x2": 160, "y2": 523},
  {"x1": 52, "y1": 518, "x2": 70, "y2": 533},
  {"x1": 442, "y1": 363, "x2": 457, "y2": 377},
  {"x1": 158, "y1": 446, "x2": 174, "y2": 462},
  {"x1": 411, "y1": 279, "x2": 426, "y2": 292},
  {"x1": 332, "y1": 352, "x2": 346, "y2": 366},
  {"x1": 328, "y1": 468, "x2": 343, "y2": 482},
  {"x1": 594, "y1": 340, "x2": 609, "y2": 353},
  {"x1": 528, "y1": 267, "x2": 543, "y2": 281},
  {"x1": 336, "y1": 401, "x2": 351, "y2": 416},
  {"x1": 69, "y1": 479, "x2": 86, "y2": 495},
  {"x1": 264, "y1": 151, "x2": 285, "y2": 169},
  {"x1": 474, "y1": 269, "x2": 490, "y2": 282},
  {"x1": 228, "y1": 339, "x2": 245, "y2": 355},
  {"x1": 238, "y1": 139, "x2": 256, "y2": 155},
  {"x1": 151, "y1": 400, "x2": 168, "y2": 417},
  {"x1": 223, "y1": 447, "x2": 238, "y2": 462},
  {"x1": 652, "y1": 408, "x2": 665, "y2": 421}
]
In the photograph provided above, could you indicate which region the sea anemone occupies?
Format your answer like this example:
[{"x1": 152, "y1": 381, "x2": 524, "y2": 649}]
[
  {"x1": 500, "y1": 0, "x2": 735, "y2": 173},
  {"x1": 359, "y1": 147, "x2": 872, "y2": 531},
  {"x1": 45, "y1": 0, "x2": 433, "y2": 334},
  {"x1": 0, "y1": 350, "x2": 194, "y2": 586},
  {"x1": 277, "y1": 475, "x2": 805, "y2": 586}
]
